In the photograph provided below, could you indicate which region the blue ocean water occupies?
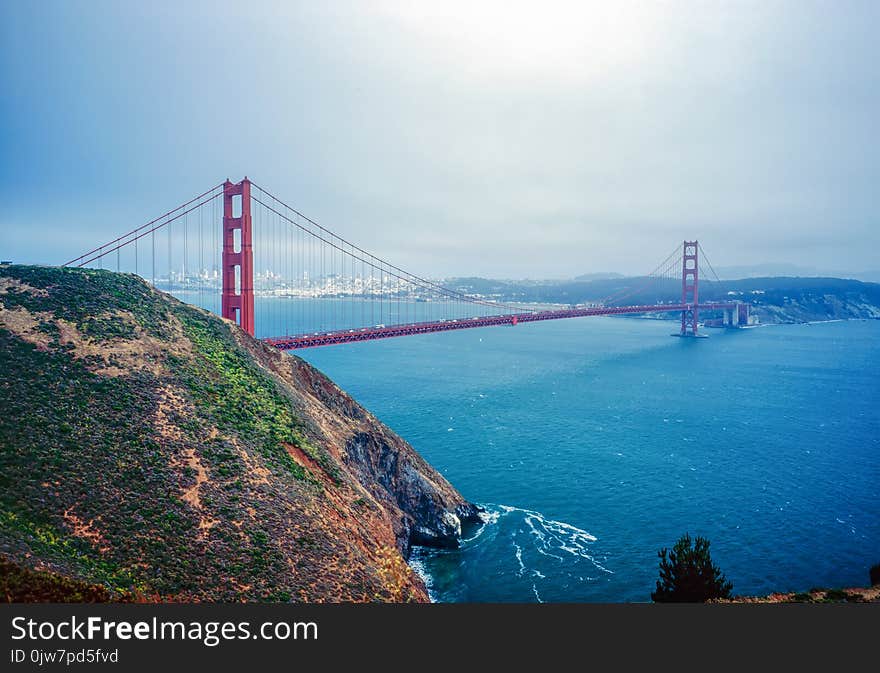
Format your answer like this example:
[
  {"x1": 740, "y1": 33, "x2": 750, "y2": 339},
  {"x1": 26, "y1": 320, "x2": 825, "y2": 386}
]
[{"x1": 289, "y1": 313, "x2": 879, "y2": 602}]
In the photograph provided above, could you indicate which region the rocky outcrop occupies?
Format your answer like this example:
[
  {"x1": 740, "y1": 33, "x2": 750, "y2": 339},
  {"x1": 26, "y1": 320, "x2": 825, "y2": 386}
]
[{"x1": 343, "y1": 431, "x2": 481, "y2": 552}]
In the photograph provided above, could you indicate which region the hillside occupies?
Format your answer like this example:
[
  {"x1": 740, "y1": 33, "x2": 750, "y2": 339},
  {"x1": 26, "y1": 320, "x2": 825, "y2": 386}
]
[
  {"x1": 0, "y1": 265, "x2": 480, "y2": 602},
  {"x1": 700, "y1": 276, "x2": 880, "y2": 323},
  {"x1": 715, "y1": 585, "x2": 880, "y2": 604}
]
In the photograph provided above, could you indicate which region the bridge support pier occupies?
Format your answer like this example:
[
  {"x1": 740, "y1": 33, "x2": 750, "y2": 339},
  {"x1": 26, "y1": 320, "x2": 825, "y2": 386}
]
[
  {"x1": 723, "y1": 302, "x2": 751, "y2": 328},
  {"x1": 723, "y1": 306, "x2": 736, "y2": 327},
  {"x1": 221, "y1": 178, "x2": 255, "y2": 336},
  {"x1": 678, "y1": 240, "x2": 705, "y2": 337}
]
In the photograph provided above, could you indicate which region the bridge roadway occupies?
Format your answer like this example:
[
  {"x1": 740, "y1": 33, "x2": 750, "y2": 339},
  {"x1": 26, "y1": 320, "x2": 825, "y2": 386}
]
[{"x1": 264, "y1": 302, "x2": 739, "y2": 350}]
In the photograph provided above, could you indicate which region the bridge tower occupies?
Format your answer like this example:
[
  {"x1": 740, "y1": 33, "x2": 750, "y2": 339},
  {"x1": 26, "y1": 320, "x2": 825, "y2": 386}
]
[
  {"x1": 221, "y1": 178, "x2": 255, "y2": 336},
  {"x1": 680, "y1": 240, "x2": 699, "y2": 337}
]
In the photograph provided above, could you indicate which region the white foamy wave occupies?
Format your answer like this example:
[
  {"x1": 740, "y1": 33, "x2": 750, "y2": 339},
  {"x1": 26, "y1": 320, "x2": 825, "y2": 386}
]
[
  {"x1": 491, "y1": 504, "x2": 613, "y2": 576},
  {"x1": 513, "y1": 540, "x2": 525, "y2": 576},
  {"x1": 410, "y1": 504, "x2": 611, "y2": 602},
  {"x1": 532, "y1": 583, "x2": 544, "y2": 603},
  {"x1": 459, "y1": 508, "x2": 500, "y2": 544},
  {"x1": 407, "y1": 551, "x2": 437, "y2": 603}
]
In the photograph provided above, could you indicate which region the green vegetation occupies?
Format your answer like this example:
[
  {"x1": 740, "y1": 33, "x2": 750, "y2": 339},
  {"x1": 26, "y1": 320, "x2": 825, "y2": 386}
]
[
  {"x1": 0, "y1": 266, "x2": 174, "y2": 340},
  {"x1": 651, "y1": 533, "x2": 733, "y2": 603},
  {"x1": 173, "y1": 307, "x2": 316, "y2": 482},
  {"x1": 787, "y1": 588, "x2": 870, "y2": 603},
  {"x1": 0, "y1": 558, "x2": 134, "y2": 603},
  {"x1": 0, "y1": 325, "x2": 168, "y2": 595},
  {"x1": 0, "y1": 265, "x2": 401, "y2": 602},
  {"x1": 823, "y1": 588, "x2": 852, "y2": 602}
]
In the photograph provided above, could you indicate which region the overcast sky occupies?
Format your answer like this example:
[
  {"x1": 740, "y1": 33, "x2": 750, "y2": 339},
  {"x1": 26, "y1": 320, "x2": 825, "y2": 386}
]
[{"x1": 2, "y1": 1, "x2": 878, "y2": 278}]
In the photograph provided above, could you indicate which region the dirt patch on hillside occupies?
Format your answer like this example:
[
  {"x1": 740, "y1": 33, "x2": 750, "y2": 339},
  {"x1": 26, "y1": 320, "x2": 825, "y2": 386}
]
[
  {"x1": 180, "y1": 447, "x2": 209, "y2": 510},
  {"x1": 154, "y1": 385, "x2": 189, "y2": 442},
  {"x1": 179, "y1": 446, "x2": 219, "y2": 539},
  {"x1": 62, "y1": 508, "x2": 110, "y2": 554},
  {"x1": 54, "y1": 311, "x2": 189, "y2": 377},
  {"x1": 0, "y1": 277, "x2": 49, "y2": 297},
  {"x1": 0, "y1": 307, "x2": 53, "y2": 350},
  {"x1": 0, "y1": 305, "x2": 194, "y2": 378}
]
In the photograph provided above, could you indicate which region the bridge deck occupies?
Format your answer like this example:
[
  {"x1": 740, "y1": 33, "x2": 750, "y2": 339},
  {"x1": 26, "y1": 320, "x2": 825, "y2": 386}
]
[{"x1": 264, "y1": 302, "x2": 738, "y2": 350}]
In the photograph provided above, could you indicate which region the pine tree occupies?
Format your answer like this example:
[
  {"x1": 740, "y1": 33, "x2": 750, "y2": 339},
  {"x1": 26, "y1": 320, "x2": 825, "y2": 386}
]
[{"x1": 651, "y1": 533, "x2": 733, "y2": 602}]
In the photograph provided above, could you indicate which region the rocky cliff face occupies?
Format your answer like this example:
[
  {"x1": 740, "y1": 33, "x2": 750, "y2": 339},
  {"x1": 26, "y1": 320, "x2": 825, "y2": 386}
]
[
  {"x1": 749, "y1": 295, "x2": 880, "y2": 324},
  {"x1": 0, "y1": 265, "x2": 480, "y2": 602},
  {"x1": 237, "y1": 328, "x2": 482, "y2": 557}
]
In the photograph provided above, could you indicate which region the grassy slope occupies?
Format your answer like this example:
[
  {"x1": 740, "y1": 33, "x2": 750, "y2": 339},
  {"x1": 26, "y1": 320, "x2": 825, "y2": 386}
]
[{"x1": 0, "y1": 265, "x2": 438, "y2": 602}]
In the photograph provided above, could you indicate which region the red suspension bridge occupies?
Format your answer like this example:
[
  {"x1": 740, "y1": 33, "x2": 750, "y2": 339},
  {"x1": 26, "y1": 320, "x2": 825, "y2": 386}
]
[{"x1": 63, "y1": 178, "x2": 748, "y2": 350}]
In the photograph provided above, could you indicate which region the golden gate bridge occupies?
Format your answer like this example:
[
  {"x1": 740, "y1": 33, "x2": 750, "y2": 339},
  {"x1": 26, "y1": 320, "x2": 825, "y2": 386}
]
[{"x1": 63, "y1": 178, "x2": 748, "y2": 349}]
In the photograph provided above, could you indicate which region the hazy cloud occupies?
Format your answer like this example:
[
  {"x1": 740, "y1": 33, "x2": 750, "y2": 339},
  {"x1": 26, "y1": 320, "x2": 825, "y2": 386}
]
[{"x1": 2, "y1": 0, "x2": 877, "y2": 276}]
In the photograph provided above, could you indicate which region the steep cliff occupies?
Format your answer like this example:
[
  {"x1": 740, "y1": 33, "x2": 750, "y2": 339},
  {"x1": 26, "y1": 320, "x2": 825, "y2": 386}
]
[{"x1": 0, "y1": 265, "x2": 480, "y2": 602}]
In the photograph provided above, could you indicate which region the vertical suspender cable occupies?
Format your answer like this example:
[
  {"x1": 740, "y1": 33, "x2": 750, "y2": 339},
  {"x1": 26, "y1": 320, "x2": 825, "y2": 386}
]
[
  {"x1": 198, "y1": 199, "x2": 203, "y2": 310},
  {"x1": 168, "y1": 219, "x2": 172, "y2": 296}
]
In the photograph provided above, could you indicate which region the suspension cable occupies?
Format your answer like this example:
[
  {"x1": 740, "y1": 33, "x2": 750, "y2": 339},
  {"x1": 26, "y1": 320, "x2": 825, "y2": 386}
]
[
  {"x1": 250, "y1": 194, "x2": 525, "y2": 314},
  {"x1": 697, "y1": 242, "x2": 722, "y2": 283},
  {"x1": 250, "y1": 183, "x2": 530, "y2": 314},
  {"x1": 602, "y1": 243, "x2": 683, "y2": 306},
  {"x1": 63, "y1": 183, "x2": 224, "y2": 267},
  {"x1": 66, "y1": 189, "x2": 223, "y2": 269}
]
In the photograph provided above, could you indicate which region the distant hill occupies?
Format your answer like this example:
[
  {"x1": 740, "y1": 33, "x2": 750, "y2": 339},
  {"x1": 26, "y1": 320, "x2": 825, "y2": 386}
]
[
  {"x1": 0, "y1": 265, "x2": 479, "y2": 602},
  {"x1": 573, "y1": 272, "x2": 625, "y2": 282},
  {"x1": 699, "y1": 276, "x2": 880, "y2": 323},
  {"x1": 449, "y1": 274, "x2": 880, "y2": 323},
  {"x1": 715, "y1": 264, "x2": 880, "y2": 284},
  {"x1": 714, "y1": 263, "x2": 831, "y2": 279},
  {"x1": 445, "y1": 276, "x2": 515, "y2": 296}
]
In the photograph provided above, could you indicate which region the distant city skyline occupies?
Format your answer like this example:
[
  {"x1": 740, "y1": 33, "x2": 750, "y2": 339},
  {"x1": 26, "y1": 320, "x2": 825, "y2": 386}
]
[{"x1": 2, "y1": 1, "x2": 879, "y2": 278}]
